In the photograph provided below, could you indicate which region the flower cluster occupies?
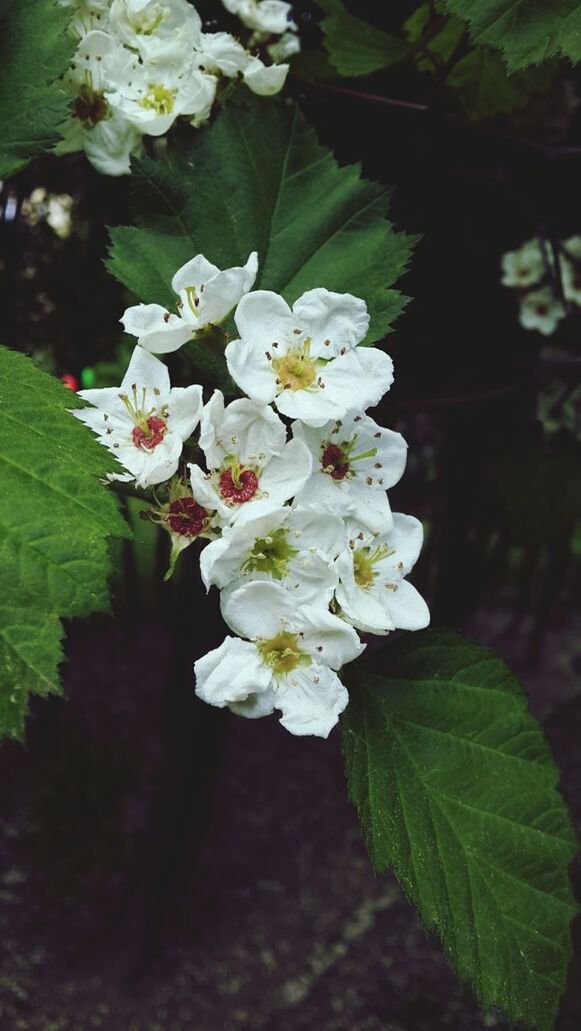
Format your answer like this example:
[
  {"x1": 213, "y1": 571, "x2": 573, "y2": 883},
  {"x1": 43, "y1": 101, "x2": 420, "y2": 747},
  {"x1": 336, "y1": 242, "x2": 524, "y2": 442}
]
[
  {"x1": 57, "y1": 0, "x2": 299, "y2": 176},
  {"x1": 73, "y1": 252, "x2": 429, "y2": 737},
  {"x1": 501, "y1": 235, "x2": 581, "y2": 336}
]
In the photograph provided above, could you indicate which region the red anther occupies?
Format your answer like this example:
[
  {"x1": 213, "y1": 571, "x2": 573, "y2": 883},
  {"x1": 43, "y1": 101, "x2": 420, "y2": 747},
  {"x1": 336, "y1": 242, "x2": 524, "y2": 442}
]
[
  {"x1": 132, "y1": 415, "x2": 167, "y2": 450},
  {"x1": 322, "y1": 443, "x2": 349, "y2": 480},
  {"x1": 219, "y1": 467, "x2": 259, "y2": 503},
  {"x1": 62, "y1": 374, "x2": 78, "y2": 391},
  {"x1": 167, "y1": 497, "x2": 209, "y2": 537}
]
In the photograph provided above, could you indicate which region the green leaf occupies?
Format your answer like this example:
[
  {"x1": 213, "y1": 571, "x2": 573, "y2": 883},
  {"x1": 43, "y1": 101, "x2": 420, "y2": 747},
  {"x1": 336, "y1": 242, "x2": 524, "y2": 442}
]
[
  {"x1": 0, "y1": 0, "x2": 75, "y2": 179},
  {"x1": 107, "y1": 94, "x2": 416, "y2": 350},
  {"x1": 442, "y1": 0, "x2": 581, "y2": 72},
  {"x1": 448, "y1": 48, "x2": 556, "y2": 118},
  {"x1": 0, "y1": 347, "x2": 129, "y2": 740},
  {"x1": 319, "y1": 0, "x2": 411, "y2": 76},
  {"x1": 343, "y1": 630, "x2": 577, "y2": 1031}
]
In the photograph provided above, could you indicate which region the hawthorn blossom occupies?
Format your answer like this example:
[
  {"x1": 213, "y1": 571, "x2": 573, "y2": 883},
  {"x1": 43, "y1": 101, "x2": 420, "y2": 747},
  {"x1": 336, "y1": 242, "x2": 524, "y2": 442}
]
[
  {"x1": 221, "y1": 0, "x2": 296, "y2": 35},
  {"x1": 189, "y1": 390, "x2": 312, "y2": 522},
  {"x1": 225, "y1": 288, "x2": 394, "y2": 426},
  {"x1": 292, "y1": 412, "x2": 407, "y2": 534},
  {"x1": 73, "y1": 345, "x2": 203, "y2": 487},
  {"x1": 121, "y1": 252, "x2": 259, "y2": 353},
  {"x1": 561, "y1": 236, "x2": 581, "y2": 306},
  {"x1": 199, "y1": 500, "x2": 346, "y2": 606},
  {"x1": 519, "y1": 287, "x2": 565, "y2": 336},
  {"x1": 335, "y1": 514, "x2": 430, "y2": 635},
  {"x1": 142, "y1": 479, "x2": 219, "y2": 579},
  {"x1": 108, "y1": 0, "x2": 202, "y2": 54},
  {"x1": 57, "y1": 29, "x2": 143, "y2": 176},
  {"x1": 500, "y1": 238, "x2": 546, "y2": 288},
  {"x1": 194, "y1": 581, "x2": 364, "y2": 737}
]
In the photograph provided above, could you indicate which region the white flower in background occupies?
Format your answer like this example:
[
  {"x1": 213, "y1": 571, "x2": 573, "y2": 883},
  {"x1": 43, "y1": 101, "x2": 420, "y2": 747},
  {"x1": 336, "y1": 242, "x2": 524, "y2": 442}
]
[
  {"x1": 59, "y1": 0, "x2": 110, "y2": 39},
  {"x1": 518, "y1": 287, "x2": 565, "y2": 336},
  {"x1": 292, "y1": 412, "x2": 407, "y2": 535},
  {"x1": 267, "y1": 30, "x2": 301, "y2": 63},
  {"x1": 335, "y1": 514, "x2": 430, "y2": 635},
  {"x1": 500, "y1": 238, "x2": 546, "y2": 288},
  {"x1": 72, "y1": 345, "x2": 203, "y2": 487},
  {"x1": 242, "y1": 56, "x2": 289, "y2": 96},
  {"x1": 189, "y1": 390, "x2": 312, "y2": 521},
  {"x1": 221, "y1": 0, "x2": 296, "y2": 35},
  {"x1": 561, "y1": 236, "x2": 581, "y2": 306},
  {"x1": 195, "y1": 580, "x2": 364, "y2": 737},
  {"x1": 199, "y1": 499, "x2": 346, "y2": 606},
  {"x1": 225, "y1": 288, "x2": 393, "y2": 426},
  {"x1": 197, "y1": 31, "x2": 249, "y2": 77},
  {"x1": 109, "y1": 0, "x2": 202, "y2": 54},
  {"x1": 57, "y1": 29, "x2": 143, "y2": 176},
  {"x1": 121, "y1": 252, "x2": 259, "y2": 353},
  {"x1": 104, "y1": 40, "x2": 217, "y2": 136}
]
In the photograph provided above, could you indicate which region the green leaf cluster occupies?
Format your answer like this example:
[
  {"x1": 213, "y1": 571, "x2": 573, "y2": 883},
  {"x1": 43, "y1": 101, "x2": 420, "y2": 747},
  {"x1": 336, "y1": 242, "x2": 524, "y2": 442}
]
[
  {"x1": 0, "y1": 347, "x2": 129, "y2": 740},
  {"x1": 0, "y1": 0, "x2": 75, "y2": 179},
  {"x1": 107, "y1": 94, "x2": 416, "y2": 357},
  {"x1": 343, "y1": 630, "x2": 577, "y2": 1031},
  {"x1": 318, "y1": 0, "x2": 410, "y2": 76}
]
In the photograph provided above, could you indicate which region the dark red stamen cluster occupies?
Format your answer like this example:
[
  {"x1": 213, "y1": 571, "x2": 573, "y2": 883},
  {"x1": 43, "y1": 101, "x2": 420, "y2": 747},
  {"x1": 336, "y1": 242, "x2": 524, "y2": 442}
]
[
  {"x1": 321, "y1": 443, "x2": 349, "y2": 480},
  {"x1": 167, "y1": 497, "x2": 209, "y2": 537},
  {"x1": 132, "y1": 415, "x2": 167, "y2": 451},
  {"x1": 219, "y1": 468, "x2": 259, "y2": 503}
]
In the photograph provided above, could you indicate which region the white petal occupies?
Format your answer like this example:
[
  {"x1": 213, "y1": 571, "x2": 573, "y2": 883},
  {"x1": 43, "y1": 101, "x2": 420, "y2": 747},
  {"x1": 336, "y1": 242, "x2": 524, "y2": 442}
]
[
  {"x1": 121, "y1": 303, "x2": 193, "y2": 354},
  {"x1": 233, "y1": 290, "x2": 293, "y2": 350},
  {"x1": 287, "y1": 505, "x2": 346, "y2": 558},
  {"x1": 221, "y1": 580, "x2": 297, "y2": 640},
  {"x1": 292, "y1": 288, "x2": 369, "y2": 357},
  {"x1": 385, "y1": 579, "x2": 430, "y2": 631},
  {"x1": 83, "y1": 111, "x2": 142, "y2": 177},
  {"x1": 387, "y1": 512, "x2": 424, "y2": 574},
  {"x1": 194, "y1": 636, "x2": 272, "y2": 707},
  {"x1": 294, "y1": 605, "x2": 364, "y2": 669},
  {"x1": 133, "y1": 432, "x2": 182, "y2": 488},
  {"x1": 213, "y1": 396, "x2": 287, "y2": 467},
  {"x1": 295, "y1": 475, "x2": 393, "y2": 536},
  {"x1": 197, "y1": 253, "x2": 258, "y2": 327},
  {"x1": 276, "y1": 665, "x2": 348, "y2": 738},
  {"x1": 320, "y1": 347, "x2": 394, "y2": 413},
  {"x1": 171, "y1": 254, "x2": 220, "y2": 295},
  {"x1": 76, "y1": 386, "x2": 126, "y2": 419},
  {"x1": 243, "y1": 58, "x2": 289, "y2": 96},
  {"x1": 230, "y1": 688, "x2": 277, "y2": 720},
  {"x1": 259, "y1": 439, "x2": 312, "y2": 504},
  {"x1": 167, "y1": 384, "x2": 203, "y2": 441},
  {"x1": 198, "y1": 31, "x2": 249, "y2": 77},
  {"x1": 274, "y1": 386, "x2": 343, "y2": 426},
  {"x1": 120, "y1": 346, "x2": 171, "y2": 399},
  {"x1": 198, "y1": 389, "x2": 225, "y2": 467},
  {"x1": 225, "y1": 338, "x2": 277, "y2": 404},
  {"x1": 335, "y1": 570, "x2": 396, "y2": 635}
]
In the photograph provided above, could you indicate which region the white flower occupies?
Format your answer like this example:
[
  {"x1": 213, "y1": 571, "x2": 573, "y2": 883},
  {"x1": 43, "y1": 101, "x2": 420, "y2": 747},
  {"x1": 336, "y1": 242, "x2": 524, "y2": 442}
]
[
  {"x1": 197, "y1": 32, "x2": 250, "y2": 77},
  {"x1": 199, "y1": 499, "x2": 346, "y2": 606},
  {"x1": 189, "y1": 390, "x2": 312, "y2": 521},
  {"x1": 72, "y1": 345, "x2": 203, "y2": 488},
  {"x1": 292, "y1": 412, "x2": 407, "y2": 535},
  {"x1": 194, "y1": 580, "x2": 364, "y2": 737},
  {"x1": 335, "y1": 514, "x2": 430, "y2": 635},
  {"x1": 109, "y1": 0, "x2": 202, "y2": 54},
  {"x1": 58, "y1": 0, "x2": 110, "y2": 39},
  {"x1": 501, "y1": 239, "x2": 546, "y2": 288},
  {"x1": 121, "y1": 252, "x2": 259, "y2": 353},
  {"x1": 519, "y1": 287, "x2": 565, "y2": 336},
  {"x1": 104, "y1": 40, "x2": 217, "y2": 137},
  {"x1": 267, "y1": 30, "x2": 301, "y2": 63},
  {"x1": 561, "y1": 236, "x2": 581, "y2": 306},
  {"x1": 225, "y1": 288, "x2": 393, "y2": 426},
  {"x1": 221, "y1": 0, "x2": 296, "y2": 35},
  {"x1": 58, "y1": 30, "x2": 144, "y2": 175}
]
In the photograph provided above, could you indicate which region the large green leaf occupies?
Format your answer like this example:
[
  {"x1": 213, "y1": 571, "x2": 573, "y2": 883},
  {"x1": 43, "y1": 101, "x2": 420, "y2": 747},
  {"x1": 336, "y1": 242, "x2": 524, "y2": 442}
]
[
  {"x1": 107, "y1": 95, "x2": 417, "y2": 348},
  {"x1": 343, "y1": 630, "x2": 577, "y2": 1031},
  {"x1": 448, "y1": 48, "x2": 556, "y2": 118},
  {"x1": 442, "y1": 0, "x2": 581, "y2": 72},
  {"x1": 0, "y1": 347, "x2": 129, "y2": 740},
  {"x1": 319, "y1": 0, "x2": 411, "y2": 76},
  {"x1": 0, "y1": 0, "x2": 75, "y2": 179}
]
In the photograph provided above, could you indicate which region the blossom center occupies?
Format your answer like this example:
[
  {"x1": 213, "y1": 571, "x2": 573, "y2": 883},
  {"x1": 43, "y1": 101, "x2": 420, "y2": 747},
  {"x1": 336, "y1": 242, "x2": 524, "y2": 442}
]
[
  {"x1": 132, "y1": 4, "x2": 167, "y2": 34},
  {"x1": 131, "y1": 415, "x2": 167, "y2": 450},
  {"x1": 273, "y1": 339, "x2": 316, "y2": 392},
  {"x1": 74, "y1": 85, "x2": 109, "y2": 126},
  {"x1": 242, "y1": 527, "x2": 298, "y2": 580},
  {"x1": 140, "y1": 83, "x2": 176, "y2": 115},
  {"x1": 167, "y1": 497, "x2": 209, "y2": 537},
  {"x1": 353, "y1": 544, "x2": 394, "y2": 589},
  {"x1": 321, "y1": 435, "x2": 377, "y2": 480},
  {"x1": 219, "y1": 467, "x2": 259, "y2": 504},
  {"x1": 258, "y1": 631, "x2": 311, "y2": 677}
]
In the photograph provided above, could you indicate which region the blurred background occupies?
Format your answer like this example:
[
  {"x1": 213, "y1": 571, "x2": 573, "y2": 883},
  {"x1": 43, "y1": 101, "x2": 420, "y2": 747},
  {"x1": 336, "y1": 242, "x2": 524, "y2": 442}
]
[{"x1": 0, "y1": 1, "x2": 580, "y2": 1028}]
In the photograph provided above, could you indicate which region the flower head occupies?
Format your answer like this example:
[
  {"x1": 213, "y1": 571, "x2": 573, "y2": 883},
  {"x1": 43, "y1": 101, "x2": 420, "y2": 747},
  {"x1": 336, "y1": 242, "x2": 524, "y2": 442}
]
[
  {"x1": 501, "y1": 239, "x2": 546, "y2": 288},
  {"x1": 121, "y1": 252, "x2": 259, "y2": 353},
  {"x1": 519, "y1": 287, "x2": 565, "y2": 336},
  {"x1": 194, "y1": 580, "x2": 364, "y2": 737},
  {"x1": 335, "y1": 514, "x2": 430, "y2": 635},
  {"x1": 73, "y1": 345, "x2": 203, "y2": 487},
  {"x1": 225, "y1": 288, "x2": 393, "y2": 426},
  {"x1": 221, "y1": 0, "x2": 296, "y2": 35}
]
